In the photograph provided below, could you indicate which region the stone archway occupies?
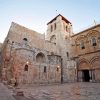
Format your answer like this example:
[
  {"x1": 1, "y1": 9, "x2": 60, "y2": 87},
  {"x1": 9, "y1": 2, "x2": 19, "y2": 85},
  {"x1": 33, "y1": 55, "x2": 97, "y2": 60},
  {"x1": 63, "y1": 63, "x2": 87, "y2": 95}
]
[
  {"x1": 78, "y1": 59, "x2": 91, "y2": 82},
  {"x1": 78, "y1": 59, "x2": 90, "y2": 70},
  {"x1": 91, "y1": 57, "x2": 100, "y2": 82},
  {"x1": 36, "y1": 52, "x2": 45, "y2": 63}
]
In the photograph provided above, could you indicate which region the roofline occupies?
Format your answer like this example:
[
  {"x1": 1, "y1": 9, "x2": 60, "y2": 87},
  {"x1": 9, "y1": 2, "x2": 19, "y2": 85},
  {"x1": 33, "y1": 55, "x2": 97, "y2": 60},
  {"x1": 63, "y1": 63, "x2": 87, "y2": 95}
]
[
  {"x1": 47, "y1": 14, "x2": 71, "y2": 25},
  {"x1": 72, "y1": 24, "x2": 100, "y2": 37},
  {"x1": 11, "y1": 22, "x2": 42, "y2": 34}
]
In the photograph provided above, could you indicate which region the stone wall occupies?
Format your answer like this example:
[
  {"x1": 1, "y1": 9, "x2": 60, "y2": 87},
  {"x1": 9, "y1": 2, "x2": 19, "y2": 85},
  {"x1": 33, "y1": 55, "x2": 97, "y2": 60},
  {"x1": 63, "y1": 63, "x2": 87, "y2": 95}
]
[
  {"x1": 1, "y1": 14, "x2": 99, "y2": 84},
  {"x1": 1, "y1": 26, "x2": 61, "y2": 84},
  {"x1": 72, "y1": 24, "x2": 100, "y2": 82},
  {"x1": 46, "y1": 15, "x2": 76, "y2": 82},
  {"x1": 0, "y1": 43, "x2": 2, "y2": 78}
]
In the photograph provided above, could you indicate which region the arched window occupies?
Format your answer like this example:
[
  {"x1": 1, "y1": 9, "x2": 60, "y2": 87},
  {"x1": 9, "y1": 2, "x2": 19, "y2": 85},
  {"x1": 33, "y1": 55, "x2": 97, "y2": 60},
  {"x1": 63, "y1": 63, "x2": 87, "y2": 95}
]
[
  {"x1": 50, "y1": 35, "x2": 56, "y2": 43},
  {"x1": 44, "y1": 66, "x2": 46, "y2": 73},
  {"x1": 36, "y1": 53, "x2": 45, "y2": 63},
  {"x1": 51, "y1": 25, "x2": 53, "y2": 32},
  {"x1": 80, "y1": 41, "x2": 85, "y2": 49},
  {"x1": 66, "y1": 52, "x2": 69, "y2": 58},
  {"x1": 23, "y1": 38, "x2": 28, "y2": 41},
  {"x1": 91, "y1": 37, "x2": 97, "y2": 46},
  {"x1": 57, "y1": 67, "x2": 59, "y2": 72},
  {"x1": 23, "y1": 38, "x2": 28, "y2": 45},
  {"x1": 56, "y1": 66, "x2": 60, "y2": 72},
  {"x1": 24, "y1": 64, "x2": 28, "y2": 71},
  {"x1": 66, "y1": 26, "x2": 68, "y2": 32},
  {"x1": 54, "y1": 23, "x2": 56, "y2": 30}
]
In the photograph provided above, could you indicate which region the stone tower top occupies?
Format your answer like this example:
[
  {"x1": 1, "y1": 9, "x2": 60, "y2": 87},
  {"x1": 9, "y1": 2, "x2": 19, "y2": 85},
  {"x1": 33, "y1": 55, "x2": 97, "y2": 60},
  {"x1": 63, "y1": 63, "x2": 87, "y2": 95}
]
[
  {"x1": 47, "y1": 14, "x2": 71, "y2": 25},
  {"x1": 46, "y1": 14, "x2": 73, "y2": 42}
]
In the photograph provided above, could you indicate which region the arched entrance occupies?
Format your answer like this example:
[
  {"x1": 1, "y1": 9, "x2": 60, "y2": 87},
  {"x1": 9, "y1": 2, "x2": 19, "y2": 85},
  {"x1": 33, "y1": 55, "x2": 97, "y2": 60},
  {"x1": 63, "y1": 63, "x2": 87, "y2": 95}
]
[
  {"x1": 36, "y1": 52, "x2": 45, "y2": 63},
  {"x1": 82, "y1": 70, "x2": 90, "y2": 82},
  {"x1": 91, "y1": 57, "x2": 100, "y2": 82},
  {"x1": 78, "y1": 59, "x2": 91, "y2": 82}
]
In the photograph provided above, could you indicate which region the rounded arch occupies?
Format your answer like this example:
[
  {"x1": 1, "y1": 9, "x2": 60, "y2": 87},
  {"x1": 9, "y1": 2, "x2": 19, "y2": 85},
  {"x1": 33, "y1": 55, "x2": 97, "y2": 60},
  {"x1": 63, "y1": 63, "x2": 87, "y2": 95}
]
[
  {"x1": 24, "y1": 64, "x2": 28, "y2": 71},
  {"x1": 36, "y1": 52, "x2": 45, "y2": 63},
  {"x1": 90, "y1": 56, "x2": 100, "y2": 69},
  {"x1": 75, "y1": 35, "x2": 87, "y2": 46},
  {"x1": 76, "y1": 35, "x2": 86, "y2": 42},
  {"x1": 86, "y1": 30, "x2": 100, "y2": 47},
  {"x1": 86, "y1": 30, "x2": 100, "y2": 37},
  {"x1": 50, "y1": 35, "x2": 56, "y2": 43},
  {"x1": 78, "y1": 58, "x2": 91, "y2": 70},
  {"x1": 23, "y1": 38, "x2": 28, "y2": 41}
]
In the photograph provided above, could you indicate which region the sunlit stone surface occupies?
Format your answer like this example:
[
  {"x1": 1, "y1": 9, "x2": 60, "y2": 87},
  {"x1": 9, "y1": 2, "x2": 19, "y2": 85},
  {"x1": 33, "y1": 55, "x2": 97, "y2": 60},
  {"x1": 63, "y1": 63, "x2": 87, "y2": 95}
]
[{"x1": 15, "y1": 83, "x2": 100, "y2": 100}]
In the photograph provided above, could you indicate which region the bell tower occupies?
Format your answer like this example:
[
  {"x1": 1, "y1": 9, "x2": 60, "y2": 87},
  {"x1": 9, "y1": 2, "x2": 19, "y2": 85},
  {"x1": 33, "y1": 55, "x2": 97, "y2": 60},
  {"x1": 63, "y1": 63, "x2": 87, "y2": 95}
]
[
  {"x1": 46, "y1": 14, "x2": 73, "y2": 44},
  {"x1": 46, "y1": 14, "x2": 76, "y2": 82}
]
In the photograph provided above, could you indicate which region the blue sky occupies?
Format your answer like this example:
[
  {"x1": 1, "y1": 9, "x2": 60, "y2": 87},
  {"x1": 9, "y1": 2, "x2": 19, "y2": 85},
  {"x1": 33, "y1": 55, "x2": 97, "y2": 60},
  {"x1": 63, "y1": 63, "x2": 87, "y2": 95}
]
[{"x1": 0, "y1": 0, "x2": 100, "y2": 43}]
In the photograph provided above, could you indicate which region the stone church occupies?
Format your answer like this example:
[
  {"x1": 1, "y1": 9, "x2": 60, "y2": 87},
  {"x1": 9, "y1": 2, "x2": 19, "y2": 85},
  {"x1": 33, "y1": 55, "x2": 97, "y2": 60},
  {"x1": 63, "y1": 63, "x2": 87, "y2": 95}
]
[{"x1": 0, "y1": 14, "x2": 100, "y2": 85}]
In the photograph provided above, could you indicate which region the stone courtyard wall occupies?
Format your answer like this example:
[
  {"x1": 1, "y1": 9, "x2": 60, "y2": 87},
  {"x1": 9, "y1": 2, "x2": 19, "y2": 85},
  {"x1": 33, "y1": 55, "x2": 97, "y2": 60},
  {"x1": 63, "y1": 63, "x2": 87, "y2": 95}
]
[{"x1": 72, "y1": 24, "x2": 100, "y2": 82}]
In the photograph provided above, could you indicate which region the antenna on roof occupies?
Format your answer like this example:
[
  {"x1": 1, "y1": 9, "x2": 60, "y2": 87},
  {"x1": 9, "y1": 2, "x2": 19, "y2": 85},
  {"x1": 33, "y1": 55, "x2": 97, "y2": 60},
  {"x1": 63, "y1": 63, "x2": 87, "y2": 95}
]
[
  {"x1": 56, "y1": 10, "x2": 59, "y2": 15},
  {"x1": 94, "y1": 20, "x2": 96, "y2": 25}
]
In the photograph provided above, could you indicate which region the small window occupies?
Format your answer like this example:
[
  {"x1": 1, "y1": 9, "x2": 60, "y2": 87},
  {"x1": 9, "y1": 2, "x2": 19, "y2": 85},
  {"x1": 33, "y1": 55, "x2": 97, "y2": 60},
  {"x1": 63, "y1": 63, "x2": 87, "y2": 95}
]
[
  {"x1": 66, "y1": 26, "x2": 68, "y2": 32},
  {"x1": 56, "y1": 67, "x2": 59, "y2": 72},
  {"x1": 44, "y1": 66, "x2": 46, "y2": 73},
  {"x1": 66, "y1": 52, "x2": 69, "y2": 58},
  {"x1": 23, "y1": 38, "x2": 28, "y2": 41},
  {"x1": 80, "y1": 41, "x2": 85, "y2": 49},
  {"x1": 91, "y1": 37, "x2": 97, "y2": 46},
  {"x1": 51, "y1": 25, "x2": 53, "y2": 32},
  {"x1": 63, "y1": 23, "x2": 65, "y2": 30},
  {"x1": 7, "y1": 39, "x2": 9, "y2": 43},
  {"x1": 54, "y1": 23, "x2": 56, "y2": 30},
  {"x1": 24, "y1": 64, "x2": 28, "y2": 71}
]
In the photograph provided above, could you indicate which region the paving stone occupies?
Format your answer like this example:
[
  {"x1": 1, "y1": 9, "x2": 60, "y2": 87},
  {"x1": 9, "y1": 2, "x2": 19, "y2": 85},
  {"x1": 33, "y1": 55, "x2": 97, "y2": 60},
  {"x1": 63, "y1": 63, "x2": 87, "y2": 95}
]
[
  {"x1": 0, "y1": 83, "x2": 16, "y2": 100},
  {"x1": 17, "y1": 82, "x2": 100, "y2": 100}
]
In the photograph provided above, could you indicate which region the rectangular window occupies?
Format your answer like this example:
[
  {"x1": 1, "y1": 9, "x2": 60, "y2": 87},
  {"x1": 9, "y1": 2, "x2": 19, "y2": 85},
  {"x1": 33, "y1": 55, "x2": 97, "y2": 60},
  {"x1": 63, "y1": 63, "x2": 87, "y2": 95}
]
[{"x1": 44, "y1": 66, "x2": 46, "y2": 73}]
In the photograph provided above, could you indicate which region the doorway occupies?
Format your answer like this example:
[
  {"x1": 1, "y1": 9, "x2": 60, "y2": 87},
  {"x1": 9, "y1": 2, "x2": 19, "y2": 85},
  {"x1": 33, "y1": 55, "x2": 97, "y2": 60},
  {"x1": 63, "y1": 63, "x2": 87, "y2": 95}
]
[{"x1": 82, "y1": 70, "x2": 90, "y2": 82}]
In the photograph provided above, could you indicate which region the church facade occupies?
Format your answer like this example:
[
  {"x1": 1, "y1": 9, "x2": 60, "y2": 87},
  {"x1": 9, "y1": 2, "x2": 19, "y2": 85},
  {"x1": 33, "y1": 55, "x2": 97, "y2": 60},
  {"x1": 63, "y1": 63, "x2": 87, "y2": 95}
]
[
  {"x1": 72, "y1": 24, "x2": 100, "y2": 82},
  {"x1": 0, "y1": 14, "x2": 100, "y2": 85}
]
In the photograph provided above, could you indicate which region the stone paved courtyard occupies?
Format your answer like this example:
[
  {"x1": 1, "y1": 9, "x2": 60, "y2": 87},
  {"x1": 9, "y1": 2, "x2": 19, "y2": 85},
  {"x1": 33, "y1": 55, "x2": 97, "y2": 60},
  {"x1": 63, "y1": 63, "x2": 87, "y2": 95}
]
[{"x1": 14, "y1": 82, "x2": 100, "y2": 100}]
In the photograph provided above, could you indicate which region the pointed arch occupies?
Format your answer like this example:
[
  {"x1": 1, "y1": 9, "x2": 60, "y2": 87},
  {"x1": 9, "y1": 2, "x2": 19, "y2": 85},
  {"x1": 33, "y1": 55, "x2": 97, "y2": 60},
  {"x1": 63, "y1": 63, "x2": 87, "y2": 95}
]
[
  {"x1": 78, "y1": 58, "x2": 91, "y2": 70},
  {"x1": 76, "y1": 35, "x2": 86, "y2": 42},
  {"x1": 90, "y1": 56, "x2": 100, "y2": 69},
  {"x1": 86, "y1": 30, "x2": 100, "y2": 37}
]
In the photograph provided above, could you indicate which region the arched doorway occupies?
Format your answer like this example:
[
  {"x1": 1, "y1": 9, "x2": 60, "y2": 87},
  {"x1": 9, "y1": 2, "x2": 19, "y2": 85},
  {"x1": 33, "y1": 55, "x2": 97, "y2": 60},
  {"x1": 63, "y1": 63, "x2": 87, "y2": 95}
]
[
  {"x1": 91, "y1": 57, "x2": 100, "y2": 82},
  {"x1": 36, "y1": 52, "x2": 45, "y2": 63},
  {"x1": 82, "y1": 70, "x2": 90, "y2": 82},
  {"x1": 78, "y1": 59, "x2": 91, "y2": 82}
]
